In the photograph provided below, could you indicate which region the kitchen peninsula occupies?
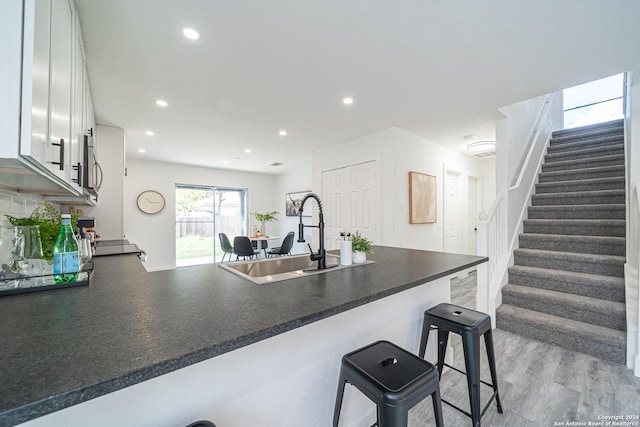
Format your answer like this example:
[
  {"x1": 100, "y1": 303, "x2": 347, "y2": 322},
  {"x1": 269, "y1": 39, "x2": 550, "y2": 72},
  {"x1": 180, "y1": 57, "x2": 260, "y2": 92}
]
[{"x1": 0, "y1": 246, "x2": 486, "y2": 427}]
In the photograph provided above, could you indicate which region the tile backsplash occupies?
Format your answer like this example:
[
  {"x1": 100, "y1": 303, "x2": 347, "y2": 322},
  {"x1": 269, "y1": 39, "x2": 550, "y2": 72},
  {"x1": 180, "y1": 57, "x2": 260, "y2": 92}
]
[{"x1": 0, "y1": 190, "x2": 46, "y2": 225}]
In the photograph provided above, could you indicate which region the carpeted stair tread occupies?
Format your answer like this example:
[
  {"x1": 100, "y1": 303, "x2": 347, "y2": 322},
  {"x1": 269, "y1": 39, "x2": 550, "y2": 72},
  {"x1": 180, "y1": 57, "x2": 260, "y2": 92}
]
[
  {"x1": 513, "y1": 248, "x2": 624, "y2": 277},
  {"x1": 541, "y1": 154, "x2": 624, "y2": 172},
  {"x1": 531, "y1": 189, "x2": 625, "y2": 206},
  {"x1": 544, "y1": 144, "x2": 624, "y2": 163},
  {"x1": 522, "y1": 219, "x2": 625, "y2": 237},
  {"x1": 535, "y1": 176, "x2": 624, "y2": 193},
  {"x1": 550, "y1": 119, "x2": 623, "y2": 141},
  {"x1": 538, "y1": 165, "x2": 625, "y2": 183},
  {"x1": 528, "y1": 204, "x2": 625, "y2": 220},
  {"x1": 547, "y1": 134, "x2": 623, "y2": 154},
  {"x1": 501, "y1": 284, "x2": 625, "y2": 330},
  {"x1": 496, "y1": 304, "x2": 626, "y2": 364},
  {"x1": 508, "y1": 265, "x2": 625, "y2": 302},
  {"x1": 518, "y1": 233, "x2": 625, "y2": 256}
]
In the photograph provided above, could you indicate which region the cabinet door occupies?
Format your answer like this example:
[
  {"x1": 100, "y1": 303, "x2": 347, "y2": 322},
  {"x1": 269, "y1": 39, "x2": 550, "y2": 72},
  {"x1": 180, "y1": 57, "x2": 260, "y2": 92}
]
[
  {"x1": 48, "y1": 0, "x2": 73, "y2": 181},
  {"x1": 19, "y1": 0, "x2": 51, "y2": 166},
  {"x1": 70, "y1": 13, "x2": 85, "y2": 188}
]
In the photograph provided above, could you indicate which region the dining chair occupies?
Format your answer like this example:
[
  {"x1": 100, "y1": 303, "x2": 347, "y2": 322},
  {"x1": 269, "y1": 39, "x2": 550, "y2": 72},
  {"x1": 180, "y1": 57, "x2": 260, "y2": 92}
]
[
  {"x1": 233, "y1": 236, "x2": 259, "y2": 261},
  {"x1": 266, "y1": 231, "x2": 295, "y2": 257},
  {"x1": 218, "y1": 233, "x2": 234, "y2": 262}
]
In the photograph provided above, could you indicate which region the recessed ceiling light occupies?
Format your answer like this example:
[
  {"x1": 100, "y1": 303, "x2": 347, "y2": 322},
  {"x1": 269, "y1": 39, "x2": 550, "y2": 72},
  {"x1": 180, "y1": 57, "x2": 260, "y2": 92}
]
[
  {"x1": 244, "y1": 148, "x2": 251, "y2": 153},
  {"x1": 342, "y1": 96, "x2": 354, "y2": 105},
  {"x1": 145, "y1": 130, "x2": 154, "y2": 136},
  {"x1": 155, "y1": 99, "x2": 168, "y2": 107},
  {"x1": 138, "y1": 149, "x2": 146, "y2": 153},
  {"x1": 223, "y1": 160, "x2": 228, "y2": 165},
  {"x1": 279, "y1": 130, "x2": 287, "y2": 136},
  {"x1": 182, "y1": 27, "x2": 200, "y2": 40}
]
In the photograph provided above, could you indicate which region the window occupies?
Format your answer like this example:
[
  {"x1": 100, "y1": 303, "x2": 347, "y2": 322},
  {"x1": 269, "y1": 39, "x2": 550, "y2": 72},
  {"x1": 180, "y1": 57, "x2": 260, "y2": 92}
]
[
  {"x1": 563, "y1": 73, "x2": 625, "y2": 129},
  {"x1": 175, "y1": 185, "x2": 248, "y2": 267}
]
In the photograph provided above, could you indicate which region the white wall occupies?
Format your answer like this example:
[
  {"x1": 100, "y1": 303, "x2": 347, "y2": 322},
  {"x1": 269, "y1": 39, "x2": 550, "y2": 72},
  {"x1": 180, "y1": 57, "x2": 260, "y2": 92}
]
[
  {"x1": 124, "y1": 159, "x2": 277, "y2": 271},
  {"x1": 625, "y1": 79, "x2": 640, "y2": 374},
  {"x1": 274, "y1": 166, "x2": 312, "y2": 255},
  {"x1": 313, "y1": 127, "x2": 494, "y2": 253}
]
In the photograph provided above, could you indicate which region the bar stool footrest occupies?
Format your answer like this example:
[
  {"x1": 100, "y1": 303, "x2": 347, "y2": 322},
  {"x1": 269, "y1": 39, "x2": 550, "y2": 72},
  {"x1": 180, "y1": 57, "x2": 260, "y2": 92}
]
[{"x1": 440, "y1": 362, "x2": 502, "y2": 418}]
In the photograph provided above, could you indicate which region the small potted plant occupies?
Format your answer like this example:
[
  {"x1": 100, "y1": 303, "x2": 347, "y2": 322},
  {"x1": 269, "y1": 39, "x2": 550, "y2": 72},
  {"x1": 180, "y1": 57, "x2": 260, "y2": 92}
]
[
  {"x1": 251, "y1": 211, "x2": 279, "y2": 235},
  {"x1": 350, "y1": 231, "x2": 373, "y2": 264}
]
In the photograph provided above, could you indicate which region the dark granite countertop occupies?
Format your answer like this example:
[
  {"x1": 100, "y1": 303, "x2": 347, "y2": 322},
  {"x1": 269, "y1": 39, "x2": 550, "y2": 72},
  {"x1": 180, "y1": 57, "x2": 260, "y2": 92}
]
[{"x1": 0, "y1": 246, "x2": 486, "y2": 426}]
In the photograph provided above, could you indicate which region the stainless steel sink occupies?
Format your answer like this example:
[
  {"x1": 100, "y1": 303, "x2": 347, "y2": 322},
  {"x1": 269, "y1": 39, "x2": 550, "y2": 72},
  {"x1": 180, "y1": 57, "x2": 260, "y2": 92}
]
[{"x1": 218, "y1": 253, "x2": 367, "y2": 284}]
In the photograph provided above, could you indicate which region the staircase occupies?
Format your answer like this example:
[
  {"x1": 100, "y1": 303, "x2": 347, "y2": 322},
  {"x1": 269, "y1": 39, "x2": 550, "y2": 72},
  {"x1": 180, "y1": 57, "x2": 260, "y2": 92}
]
[{"x1": 496, "y1": 119, "x2": 627, "y2": 364}]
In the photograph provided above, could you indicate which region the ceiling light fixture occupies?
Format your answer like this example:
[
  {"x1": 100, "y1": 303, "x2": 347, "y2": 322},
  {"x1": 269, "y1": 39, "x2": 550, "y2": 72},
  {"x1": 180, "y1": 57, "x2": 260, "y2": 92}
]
[
  {"x1": 155, "y1": 99, "x2": 168, "y2": 107},
  {"x1": 279, "y1": 130, "x2": 287, "y2": 136},
  {"x1": 244, "y1": 148, "x2": 251, "y2": 153},
  {"x1": 145, "y1": 130, "x2": 154, "y2": 136},
  {"x1": 182, "y1": 27, "x2": 200, "y2": 40},
  {"x1": 138, "y1": 149, "x2": 146, "y2": 153},
  {"x1": 466, "y1": 140, "x2": 496, "y2": 152},
  {"x1": 342, "y1": 96, "x2": 354, "y2": 105}
]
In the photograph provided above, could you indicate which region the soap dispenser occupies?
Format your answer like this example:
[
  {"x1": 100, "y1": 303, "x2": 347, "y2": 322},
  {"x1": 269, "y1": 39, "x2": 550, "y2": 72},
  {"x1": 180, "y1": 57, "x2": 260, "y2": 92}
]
[{"x1": 339, "y1": 232, "x2": 352, "y2": 266}]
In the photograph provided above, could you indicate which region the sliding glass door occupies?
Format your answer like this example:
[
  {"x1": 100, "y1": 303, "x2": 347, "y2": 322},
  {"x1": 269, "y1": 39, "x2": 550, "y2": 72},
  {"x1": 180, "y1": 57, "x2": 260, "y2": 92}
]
[{"x1": 175, "y1": 185, "x2": 247, "y2": 266}]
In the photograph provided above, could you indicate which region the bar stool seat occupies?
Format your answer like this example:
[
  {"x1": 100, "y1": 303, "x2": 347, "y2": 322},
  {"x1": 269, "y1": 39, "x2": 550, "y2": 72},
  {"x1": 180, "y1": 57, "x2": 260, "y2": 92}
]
[
  {"x1": 419, "y1": 303, "x2": 503, "y2": 427},
  {"x1": 333, "y1": 340, "x2": 444, "y2": 427}
]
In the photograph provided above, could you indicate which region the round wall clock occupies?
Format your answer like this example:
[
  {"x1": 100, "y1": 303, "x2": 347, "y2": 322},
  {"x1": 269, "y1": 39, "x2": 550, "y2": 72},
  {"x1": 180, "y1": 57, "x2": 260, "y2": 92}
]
[{"x1": 137, "y1": 190, "x2": 165, "y2": 214}]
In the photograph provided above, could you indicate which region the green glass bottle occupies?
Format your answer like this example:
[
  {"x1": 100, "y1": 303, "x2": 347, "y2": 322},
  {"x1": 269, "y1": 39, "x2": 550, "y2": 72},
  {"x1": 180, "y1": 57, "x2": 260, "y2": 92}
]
[{"x1": 53, "y1": 214, "x2": 79, "y2": 283}]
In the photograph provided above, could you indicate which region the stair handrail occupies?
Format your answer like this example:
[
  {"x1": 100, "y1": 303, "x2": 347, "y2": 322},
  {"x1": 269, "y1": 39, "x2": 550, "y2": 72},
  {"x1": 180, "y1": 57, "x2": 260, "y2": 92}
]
[{"x1": 510, "y1": 93, "x2": 554, "y2": 190}]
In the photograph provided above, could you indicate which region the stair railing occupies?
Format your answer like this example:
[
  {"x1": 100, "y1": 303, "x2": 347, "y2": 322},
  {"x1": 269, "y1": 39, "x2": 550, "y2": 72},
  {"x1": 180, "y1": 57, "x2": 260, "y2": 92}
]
[
  {"x1": 477, "y1": 192, "x2": 506, "y2": 325},
  {"x1": 477, "y1": 93, "x2": 556, "y2": 327}
]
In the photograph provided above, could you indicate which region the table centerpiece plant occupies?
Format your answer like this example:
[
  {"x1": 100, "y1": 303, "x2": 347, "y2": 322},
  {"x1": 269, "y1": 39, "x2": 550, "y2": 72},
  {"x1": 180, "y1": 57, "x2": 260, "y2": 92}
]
[
  {"x1": 251, "y1": 211, "x2": 279, "y2": 235},
  {"x1": 350, "y1": 231, "x2": 373, "y2": 263}
]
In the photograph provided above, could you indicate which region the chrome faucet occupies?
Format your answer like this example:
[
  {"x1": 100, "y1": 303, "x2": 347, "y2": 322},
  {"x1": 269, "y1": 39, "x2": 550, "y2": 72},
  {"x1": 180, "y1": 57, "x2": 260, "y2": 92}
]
[{"x1": 297, "y1": 193, "x2": 327, "y2": 270}]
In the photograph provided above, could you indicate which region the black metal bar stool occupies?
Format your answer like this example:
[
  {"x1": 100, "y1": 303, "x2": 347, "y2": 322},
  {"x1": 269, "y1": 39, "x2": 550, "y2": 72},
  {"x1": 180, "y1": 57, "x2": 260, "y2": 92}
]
[
  {"x1": 333, "y1": 340, "x2": 444, "y2": 427},
  {"x1": 418, "y1": 303, "x2": 503, "y2": 427}
]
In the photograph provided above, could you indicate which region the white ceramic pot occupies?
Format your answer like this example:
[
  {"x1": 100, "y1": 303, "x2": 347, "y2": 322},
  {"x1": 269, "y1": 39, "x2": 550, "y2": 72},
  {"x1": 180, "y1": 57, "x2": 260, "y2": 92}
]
[{"x1": 352, "y1": 251, "x2": 366, "y2": 264}]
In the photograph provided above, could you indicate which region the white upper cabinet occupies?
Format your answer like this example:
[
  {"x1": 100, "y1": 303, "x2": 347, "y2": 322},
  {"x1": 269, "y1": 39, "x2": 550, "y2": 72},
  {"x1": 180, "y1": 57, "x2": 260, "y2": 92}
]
[
  {"x1": 19, "y1": 0, "x2": 52, "y2": 169},
  {"x1": 48, "y1": 0, "x2": 73, "y2": 182},
  {"x1": 71, "y1": 12, "x2": 86, "y2": 188},
  {"x1": 2, "y1": 0, "x2": 92, "y2": 197}
]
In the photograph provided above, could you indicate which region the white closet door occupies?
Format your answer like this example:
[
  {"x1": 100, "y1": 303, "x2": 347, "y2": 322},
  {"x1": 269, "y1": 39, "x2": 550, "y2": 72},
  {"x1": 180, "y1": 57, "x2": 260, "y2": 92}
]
[{"x1": 322, "y1": 161, "x2": 379, "y2": 251}]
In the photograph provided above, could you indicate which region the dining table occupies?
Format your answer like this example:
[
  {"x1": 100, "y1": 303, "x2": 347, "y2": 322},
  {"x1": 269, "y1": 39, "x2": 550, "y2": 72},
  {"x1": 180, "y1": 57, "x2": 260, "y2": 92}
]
[{"x1": 248, "y1": 235, "x2": 281, "y2": 257}]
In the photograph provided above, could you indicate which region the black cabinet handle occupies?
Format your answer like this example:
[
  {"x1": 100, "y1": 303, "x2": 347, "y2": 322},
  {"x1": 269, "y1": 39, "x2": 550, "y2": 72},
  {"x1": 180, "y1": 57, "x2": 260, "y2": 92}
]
[
  {"x1": 72, "y1": 162, "x2": 82, "y2": 185},
  {"x1": 52, "y1": 138, "x2": 65, "y2": 170}
]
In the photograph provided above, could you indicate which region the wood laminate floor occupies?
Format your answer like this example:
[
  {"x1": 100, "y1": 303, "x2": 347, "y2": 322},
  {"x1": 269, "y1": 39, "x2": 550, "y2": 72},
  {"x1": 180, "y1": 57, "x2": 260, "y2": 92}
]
[{"x1": 409, "y1": 271, "x2": 640, "y2": 427}]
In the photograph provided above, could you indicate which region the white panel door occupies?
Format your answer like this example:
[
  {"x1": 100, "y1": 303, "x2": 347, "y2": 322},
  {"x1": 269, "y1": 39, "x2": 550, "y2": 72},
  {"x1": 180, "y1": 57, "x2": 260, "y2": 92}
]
[
  {"x1": 443, "y1": 170, "x2": 460, "y2": 253},
  {"x1": 466, "y1": 176, "x2": 478, "y2": 255},
  {"x1": 322, "y1": 161, "x2": 379, "y2": 250},
  {"x1": 322, "y1": 168, "x2": 346, "y2": 251}
]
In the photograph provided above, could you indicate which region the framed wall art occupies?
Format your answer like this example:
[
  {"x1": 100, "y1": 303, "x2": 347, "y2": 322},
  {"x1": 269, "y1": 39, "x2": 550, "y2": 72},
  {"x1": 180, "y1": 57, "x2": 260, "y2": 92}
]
[
  {"x1": 285, "y1": 191, "x2": 311, "y2": 217},
  {"x1": 409, "y1": 171, "x2": 436, "y2": 224}
]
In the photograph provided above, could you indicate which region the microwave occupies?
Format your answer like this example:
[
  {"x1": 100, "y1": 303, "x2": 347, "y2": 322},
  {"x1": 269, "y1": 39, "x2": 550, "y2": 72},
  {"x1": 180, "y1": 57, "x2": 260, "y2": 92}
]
[{"x1": 83, "y1": 128, "x2": 103, "y2": 200}]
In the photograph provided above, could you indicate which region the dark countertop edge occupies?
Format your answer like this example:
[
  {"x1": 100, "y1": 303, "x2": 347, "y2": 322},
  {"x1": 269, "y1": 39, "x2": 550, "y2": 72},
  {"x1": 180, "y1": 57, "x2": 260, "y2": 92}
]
[{"x1": 1, "y1": 254, "x2": 487, "y2": 426}]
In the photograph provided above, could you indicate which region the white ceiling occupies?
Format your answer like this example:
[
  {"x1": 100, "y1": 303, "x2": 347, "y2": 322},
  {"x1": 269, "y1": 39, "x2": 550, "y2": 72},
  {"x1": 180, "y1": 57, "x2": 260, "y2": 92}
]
[{"x1": 73, "y1": 0, "x2": 640, "y2": 174}]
